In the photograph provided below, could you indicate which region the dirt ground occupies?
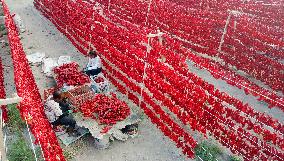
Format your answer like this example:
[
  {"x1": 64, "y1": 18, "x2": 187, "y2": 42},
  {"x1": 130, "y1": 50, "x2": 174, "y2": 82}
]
[
  {"x1": 3, "y1": 0, "x2": 193, "y2": 161},
  {"x1": 187, "y1": 61, "x2": 284, "y2": 123},
  {"x1": 3, "y1": 0, "x2": 283, "y2": 161}
]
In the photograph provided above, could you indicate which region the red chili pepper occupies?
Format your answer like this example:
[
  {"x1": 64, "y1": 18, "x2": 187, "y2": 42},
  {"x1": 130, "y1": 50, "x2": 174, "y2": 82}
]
[
  {"x1": 53, "y1": 62, "x2": 90, "y2": 88},
  {"x1": 79, "y1": 93, "x2": 130, "y2": 125}
]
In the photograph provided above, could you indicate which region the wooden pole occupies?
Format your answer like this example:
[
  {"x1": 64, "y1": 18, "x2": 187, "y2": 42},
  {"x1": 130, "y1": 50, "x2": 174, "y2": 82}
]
[
  {"x1": 0, "y1": 111, "x2": 6, "y2": 161},
  {"x1": 0, "y1": 94, "x2": 22, "y2": 106}
]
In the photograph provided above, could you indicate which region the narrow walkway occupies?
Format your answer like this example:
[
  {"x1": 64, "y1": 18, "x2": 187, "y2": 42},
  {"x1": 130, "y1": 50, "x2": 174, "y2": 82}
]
[
  {"x1": 187, "y1": 60, "x2": 284, "y2": 123},
  {"x1": 0, "y1": 11, "x2": 15, "y2": 97},
  {"x1": 5, "y1": 0, "x2": 88, "y2": 96}
]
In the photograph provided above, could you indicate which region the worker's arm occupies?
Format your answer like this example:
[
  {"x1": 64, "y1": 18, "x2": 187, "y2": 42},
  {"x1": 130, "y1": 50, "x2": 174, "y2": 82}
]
[
  {"x1": 97, "y1": 56, "x2": 102, "y2": 68},
  {"x1": 59, "y1": 102, "x2": 71, "y2": 112},
  {"x1": 86, "y1": 58, "x2": 92, "y2": 70},
  {"x1": 58, "y1": 101, "x2": 74, "y2": 118}
]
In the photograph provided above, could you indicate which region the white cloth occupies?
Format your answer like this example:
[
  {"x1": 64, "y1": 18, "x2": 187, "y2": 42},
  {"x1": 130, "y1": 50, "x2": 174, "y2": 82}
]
[
  {"x1": 44, "y1": 96, "x2": 63, "y2": 123},
  {"x1": 42, "y1": 58, "x2": 58, "y2": 76},
  {"x1": 87, "y1": 56, "x2": 102, "y2": 70},
  {"x1": 13, "y1": 14, "x2": 26, "y2": 33},
  {"x1": 26, "y1": 52, "x2": 45, "y2": 64}
]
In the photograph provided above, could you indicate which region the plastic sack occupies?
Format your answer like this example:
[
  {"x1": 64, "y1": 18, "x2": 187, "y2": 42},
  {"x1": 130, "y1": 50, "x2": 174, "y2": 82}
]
[
  {"x1": 58, "y1": 56, "x2": 71, "y2": 66},
  {"x1": 42, "y1": 58, "x2": 58, "y2": 77},
  {"x1": 12, "y1": 14, "x2": 26, "y2": 33},
  {"x1": 26, "y1": 52, "x2": 45, "y2": 64}
]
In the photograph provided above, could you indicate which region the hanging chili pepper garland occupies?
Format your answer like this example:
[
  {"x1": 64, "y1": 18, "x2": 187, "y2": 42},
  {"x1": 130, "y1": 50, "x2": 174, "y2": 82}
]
[
  {"x1": 34, "y1": 0, "x2": 284, "y2": 160},
  {"x1": 99, "y1": 0, "x2": 283, "y2": 106},
  {"x1": 164, "y1": 36, "x2": 284, "y2": 136},
  {"x1": 2, "y1": 1, "x2": 65, "y2": 160},
  {"x1": 0, "y1": 59, "x2": 8, "y2": 123},
  {"x1": 147, "y1": 38, "x2": 284, "y2": 151},
  {"x1": 103, "y1": 68, "x2": 198, "y2": 158},
  {"x1": 161, "y1": 35, "x2": 284, "y2": 110}
]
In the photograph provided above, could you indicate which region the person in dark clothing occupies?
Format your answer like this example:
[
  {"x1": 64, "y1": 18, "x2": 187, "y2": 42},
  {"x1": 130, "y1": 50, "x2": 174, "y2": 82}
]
[{"x1": 44, "y1": 91, "x2": 78, "y2": 135}]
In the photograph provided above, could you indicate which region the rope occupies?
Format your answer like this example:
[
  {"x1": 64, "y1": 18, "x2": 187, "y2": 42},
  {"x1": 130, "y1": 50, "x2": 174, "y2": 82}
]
[
  {"x1": 25, "y1": 118, "x2": 39, "y2": 161},
  {"x1": 185, "y1": 58, "x2": 284, "y2": 136},
  {"x1": 218, "y1": 11, "x2": 232, "y2": 51},
  {"x1": 145, "y1": 0, "x2": 153, "y2": 26},
  {"x1": 204, "y1": 108, "x2": 283, "y2": 160}
]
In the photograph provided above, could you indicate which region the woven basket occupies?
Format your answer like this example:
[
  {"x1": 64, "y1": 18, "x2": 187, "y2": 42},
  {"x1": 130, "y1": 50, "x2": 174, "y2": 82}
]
[{"x1": 68, "y1": 85, "x2": 96, "y2": 107}]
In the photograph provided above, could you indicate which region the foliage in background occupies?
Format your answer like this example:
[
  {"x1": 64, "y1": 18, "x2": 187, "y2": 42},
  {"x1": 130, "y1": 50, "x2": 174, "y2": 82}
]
[
  {"x1": 7, "y1": 132, "x2": 35, "y2": 161},
  {"x1": 6, "y1": 104, "x2": 36, "y2": 161},
  {"x1": 0, "y1": 24, "x2": 5, "y2": 31},
  {"x1": 229, "y1": 155, "x2": 242, "y2": 161},
  {"x1": 194, "y1": 141, "x2": 222, "y2": 161},
  {"x1": 63, "y1": 149, "x2": 74, "y2": 161},
  {"x1": 7, "y1": 104, "x2": 25, "y2": 131}
]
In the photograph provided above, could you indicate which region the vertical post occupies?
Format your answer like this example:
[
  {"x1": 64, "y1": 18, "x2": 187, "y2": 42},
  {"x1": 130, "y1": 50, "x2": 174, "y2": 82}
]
[
  {"x1": 65, "y1": 0, "x2": 68, "y2": 35},
  {"x1": 138, "y1": 30, "x2": 163, "y2": 108},
  {"x1": 25, "y1": 117, "x2": 38, "y2": 161},
  {"x1": 0, "y1": 112, "x2": 6, "y2": 161},
  {"x1": 26, "y1": 113, "x2": 46, "y2": 161},
  {"x1": 38, "y1": 140, "x2": 45, "y2": 161},
  {"x1": 145, "y1": 0, "x2": 153, "y2": 26},
  {"x1": 218, "y1": 11, "x2": 232, "y2": 52},
  {"x1": 108, "y1": 0, "x2": 111, "y2": 11},
  {"x1": 138, "y1": 37, "x2": 151, "y2": 108}
]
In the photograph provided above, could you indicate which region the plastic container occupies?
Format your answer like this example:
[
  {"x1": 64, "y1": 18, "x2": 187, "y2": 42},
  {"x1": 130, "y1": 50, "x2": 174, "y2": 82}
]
[
  {"x1": 90, "y1": 73, "x2": 109, "y2": 93},
  {"x1": 67, "y1": 85, "x2": 96, "y2": 107}
]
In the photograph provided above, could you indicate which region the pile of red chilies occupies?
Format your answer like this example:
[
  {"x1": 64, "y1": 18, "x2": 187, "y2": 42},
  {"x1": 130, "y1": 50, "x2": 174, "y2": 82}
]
[
  {"x1": 79, "y1": 93, "x2": 130, "y2": 125},
  {"x1": 53, "y1": 62, "x2": 90, "y2": 87}
]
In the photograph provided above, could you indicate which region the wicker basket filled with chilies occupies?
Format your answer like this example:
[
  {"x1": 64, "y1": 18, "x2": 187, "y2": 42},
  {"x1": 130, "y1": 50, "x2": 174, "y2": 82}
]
[
  {"x1": 78, "y1": 93, "x2": 130, "y2": 125},
  {"x1": 67, "y1": 85, "x2": 96, "y2": 108}
]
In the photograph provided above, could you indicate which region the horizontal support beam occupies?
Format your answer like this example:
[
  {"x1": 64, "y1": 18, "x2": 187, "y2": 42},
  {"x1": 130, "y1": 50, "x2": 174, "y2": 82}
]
[{"x1": 0, "y1": 94, "x2": 22, "y2": 106}]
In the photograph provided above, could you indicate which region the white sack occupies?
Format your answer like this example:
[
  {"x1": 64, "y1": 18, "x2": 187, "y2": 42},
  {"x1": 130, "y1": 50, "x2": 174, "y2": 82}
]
[
  {"x1": 58, "y1": 56, "x2": 71, "y2": 66},
  {"x1": 42, "y1": 58, "x2": 58, "y2": 77},
  {"x1": 26, "y1": 52, "x2": 45, "y2": 64},
  {"x1": 12, "y1": 14, "x2": 26, "y2": 33}
]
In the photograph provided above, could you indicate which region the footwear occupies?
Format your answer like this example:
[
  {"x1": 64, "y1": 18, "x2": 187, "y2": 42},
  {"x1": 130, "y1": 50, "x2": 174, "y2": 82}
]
[
  {"x1": 54, "y1": 126, "x2": 66, "y2": 135},
  {"x1": 66, "y1": 127, "x2": 74, "y2": 133}
]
